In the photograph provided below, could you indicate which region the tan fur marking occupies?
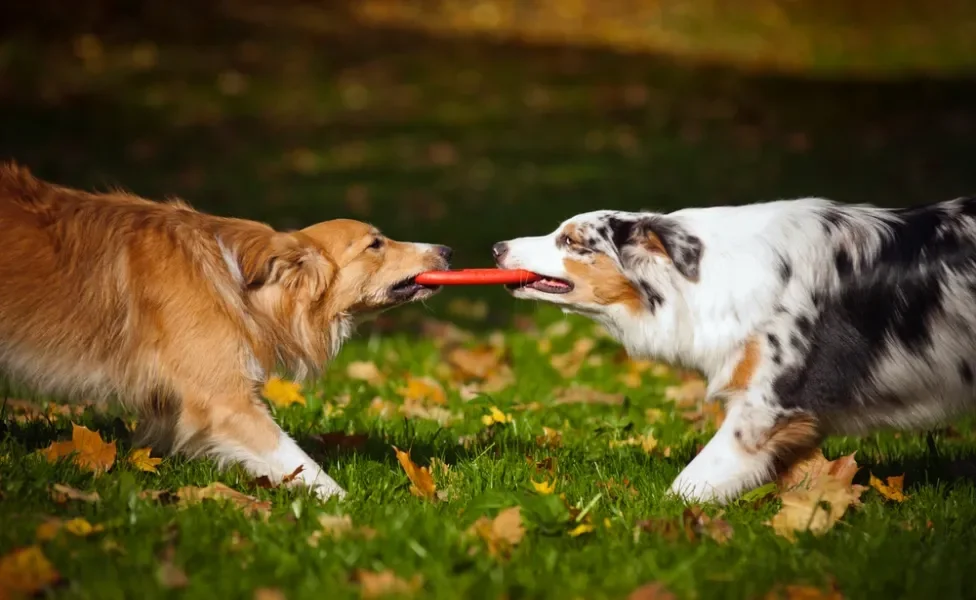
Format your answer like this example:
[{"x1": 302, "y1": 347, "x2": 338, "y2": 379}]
[
  {"x1": 736, "y1": 412, "x2": 822, "y2": 476},
  {"x1": 643, "y1": 231, "x2": 668, "y2": 257},
  {"x1": 725, "y1": 337, "x2": 761, "y2": 392},
  {"x1": 563, "y1": 256, "x2": 642, "y2": 313}
]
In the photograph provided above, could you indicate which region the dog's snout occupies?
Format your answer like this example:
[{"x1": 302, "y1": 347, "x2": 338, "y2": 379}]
[
  {"x1": 435, "y1": 245, "x2": 453, "y2": 261},
  {"x1": 492, "y1": 242, "x2": 509, "y2": 262}
]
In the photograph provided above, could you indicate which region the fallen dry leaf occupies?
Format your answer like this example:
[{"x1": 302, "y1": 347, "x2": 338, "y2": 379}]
[
  {"x1": 262, "y1": 376, "x2": 306, "y2": 407},
  {"x1": 550, "y1": 338, "x2": 596, "y2": 377},
  {"x1": 684, "y1": 507, "x2": 733, "y2": 544},
  {"x1": 419, "y1": 318, "x2": 473, "y2": 347},
  {"x1": 128, "y1": 447, "x2": 162, "y2": 473},
  {"x1": 610, "y1": 433, "x2": 658, "y2": 454},
  {"x1": 444, "y1": 344, "x2": 515, "y2": 394},
  {"x1": 568, "y1": 523, "x2": 594, "y2": 537},
  {"x1": 347, "y1": 361, "x2": 386, "y2": 386},
  {"x1": 769, "y1": 454, "x2": 867, "y2": 541},
  {"x1": 355, "y1": 570, "x2": 424, "y2": 599},
  {"x1": 50, "y1": 483, "x2": 100, "y2": 504},
  {"x1": 628, "y1": 582, "x2": 677, "y2": 600},
  {"x1": 398, "y1": 400, "x2": 457, "y2": 426},
  {"x1": 398, "y1": 376, "x2": 447, "y2": 405},
  {"x1": 40, "y1": 423, "x2": 116, "y2": 474},
  {"x1": 308, "y1": 514, "x2": 377, "y2": 546},
  {"x1": 531, "y1": 479, "x2": 556, "y2": 495},
  {"x1": 553, "y1": 386, "x2": 625, "y2": 406},
  {"x1": 177, "y1": 482, "x2": 271, "y2": 518},
  {"x1": 481, "y1": 406, "x2": 513, "y2": 426},
  {"x1": 777, "y1": 450, "x2": 860, "y2": 492},
  {"x1": 36, "y1": 517, "x2": 103, "y2": 541},
  {"x1": 468, "y1": 506, "x2": 525, "y2": 559},
  {"x1": 535, "y1": 426, "x2": 562, "y2": 448},
  {"x1": 869, "y1": 473, "x2": 908, "y2": 502},
  {"x1": 597, "y1": 478, "x2": 639, "y2": 500},
  {"x1": 447, "y1": 298, "x2": 488, "y2": 320},
  {"x1": 393, "y1": 447, "x2": 437, "y2": 501},
  {"x1": 0, "y1": 546, "x2": 60, "y2": 597},
  {"x1": 252, "y1": 465, "x2": 305, "y2": 490}
]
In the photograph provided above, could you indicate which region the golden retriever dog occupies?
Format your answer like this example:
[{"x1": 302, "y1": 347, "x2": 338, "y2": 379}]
[{"x1": 0, "y1": 163, "x2": 451, "y2": 499}]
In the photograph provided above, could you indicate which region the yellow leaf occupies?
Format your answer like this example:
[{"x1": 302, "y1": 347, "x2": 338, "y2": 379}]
[
  {"x1": 644, "y1": 408, "x2": 665, "y2": 424},
  {"x1": 398, "y1": 376, "x2": 446, "y2": 405},
  {"x1": 393, "y1": 447, "x2": 437, "y2": 501},
  {"x1": 467, "y1": 506, "x2": 524, "y2": 559},
  {"x1": 355, "y1": 570, "x2": 424, "y2": 599},
  {"x1": 777, "y1": 450, "x2": 860, "y2": 491},
  {"x1": 70, "y1": 423, "x2": 117, "y2": 474},
  {"x1": 0, "y1": 546, "x2": 60, "y2": 596},
  {"x1": 346, "y1": 361, "x2": 385, "y2": 386},
  {"x1": 262, "y1": 376, "x2": 306, "y2": 407},
  {"x1": 307, "y1": 514, "x2": 377, "y2": 546},
  {"x1": 610, "y1": 433, "x2": 658, "y2": 454},
  {"x1": 63, "y1": 518, "x2": 102, "y2": 537},
  {"x1": 869, "y1": 473, "x2": 908, "y2": 502},
  {"x1": 531, "y1": 479, "x2": 556, "y2": 495},
  {"x1": 568, "y1": 523, "x2": 594, "y2": 537},
  {"x1": 549, "y1": 338, "x2": 596, "y2": 377},
  {"x1": 35, "y1": 519, "x2": 63, "y2": 542},
  {"x1": 177, "y1": 482, "x2": 271, "y2": 518},
  {"x1": 481, "y1": 406, "x2": 512, "y2": 426},
  {"x1": 665, "y1": 378, "x2": 707, "y2": 406},
  {"x1": 128, "y1": 447, "x2": 162, "y2": 473}
]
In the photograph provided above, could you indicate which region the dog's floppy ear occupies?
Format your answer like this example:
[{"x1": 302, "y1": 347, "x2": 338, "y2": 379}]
[
  {"x1": 233, "y1": 233, "x2": 337, "y2": 299},
  {"x1": 609, "y1": 215, "x2": 703, "y2": 281}
]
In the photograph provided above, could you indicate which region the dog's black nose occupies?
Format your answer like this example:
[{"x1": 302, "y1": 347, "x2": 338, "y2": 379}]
[
  {"x1": 435, "y1": 245, "x2": 453, "y2": 261},
  {"x1": 492, "y1": 242, "x2": 509, "y2": 261}
]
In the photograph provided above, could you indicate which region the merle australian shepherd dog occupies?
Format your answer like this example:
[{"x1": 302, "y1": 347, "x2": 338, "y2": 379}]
[{"x1": 494, "y1": 197, "x2": 976, "y2": 503}]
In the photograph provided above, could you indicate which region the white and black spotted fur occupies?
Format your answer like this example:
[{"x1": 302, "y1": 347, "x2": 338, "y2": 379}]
[{"x1": 494, "y1": 197, "x2": 976, "y2": 503}]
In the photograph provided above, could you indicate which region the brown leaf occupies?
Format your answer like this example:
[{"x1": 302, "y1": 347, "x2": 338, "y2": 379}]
[
  {"x1": 535, "y1": 426, "x2": 562, "y2": 448},
  {"x1": 308, "y1": 514, "x2": 377, "y2": 546},
  {"x1": 553, "y1": 386, "x2": 625, "y2": 406},
  {"x1": 635, "y1": 516, "x2": 695, "y2": 543},
  {"x1": 355, "y1": 570, "x2": 424, "y2": 599},
  {"x1": 776, "y1": 450, "x2": 860, "y2": 491},
  {"x1": 50, "y1": 483, "x2": 100, "y2": 504},
  {"x1": 467, "y1": 506, "x2": 525, "y2": 560},
  {"x1": 177, "y1": 482, "x2": 271, "y2": 518},
  {"x1": 45, "y1": 424, "x2": 117, "y2": 474},
  {"x1": 768, "y1": 478, "x2": 867, "y2": 541},
  {"x1": 683, "y1": 506, "x2": 733, "y2": 544},
  {"x1": 398, "y1": 401, "x2": 457, "y2": 425},
  {"x1": 252, "y1": 465, "x2": 305, "y2": 489},
  {"x1": 393, "y1": 447, "x2": 437, "y2": 501},
  {"x1": 628, "y1": 582, "x2": 677, "y2": 600},
  {"x1": 869, "y1": 473, "x2": 908, "y2": 502},
  {"x1": 419, "y1": 319, "x2": 473, "y2": 347},
  {"x1": 0, "y1": 545, "x2": 60, "y2": 596}
]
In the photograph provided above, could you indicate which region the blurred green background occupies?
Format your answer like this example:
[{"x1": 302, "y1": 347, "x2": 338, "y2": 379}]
[{"x1": 2, "y1": 0, "x2": 975, "y2": 315}]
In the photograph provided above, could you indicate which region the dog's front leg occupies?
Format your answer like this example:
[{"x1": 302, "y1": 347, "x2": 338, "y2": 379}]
[
  {"x1": 668, "y1": 395, "x2": 821, "y2": 504},
  {"x1": 173, "y1": 387, "x2": 346, "y2": 500}
]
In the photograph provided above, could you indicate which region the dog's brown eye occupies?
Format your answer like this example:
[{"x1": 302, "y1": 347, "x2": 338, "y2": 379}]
[{"x1": 368, "y1": 237, "x2": 384, "y2": 250}]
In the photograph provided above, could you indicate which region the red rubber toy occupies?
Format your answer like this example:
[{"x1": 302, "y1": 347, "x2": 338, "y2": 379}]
[{"x1": 415, "y1": 268, "x2": 542, "y2": 286}]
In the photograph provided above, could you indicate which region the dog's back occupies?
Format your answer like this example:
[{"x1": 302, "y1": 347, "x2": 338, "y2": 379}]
[{"x1": 0, "y1": 164, "x2": 266, "y2": 405}]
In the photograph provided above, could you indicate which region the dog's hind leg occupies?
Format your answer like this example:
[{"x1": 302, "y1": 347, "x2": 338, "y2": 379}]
[
  {"x1": 668, "y1": 395, "x2": 822, "y2": 504},
  {"x1": 171, "y1": 381, "x2": 346, "y2": 500}
]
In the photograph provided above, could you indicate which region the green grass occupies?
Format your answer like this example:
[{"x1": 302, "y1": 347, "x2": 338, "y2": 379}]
[
  {"x1": 2, "y1": 1, "x2": 976, "y2": 598},
  {"x1": 5, "y1": 312, "x2": 976, "y2": 600}
]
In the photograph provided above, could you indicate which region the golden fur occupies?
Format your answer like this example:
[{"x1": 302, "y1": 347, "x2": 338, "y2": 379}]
[{"x1": 0, "y1": 163, "x2": 449, "y2": 498}]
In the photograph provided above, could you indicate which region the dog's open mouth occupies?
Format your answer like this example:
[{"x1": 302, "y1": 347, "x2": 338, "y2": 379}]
[
  {"x1": 390, "y1": 276, "x2": 440, "y2": 300},
  {"x1": 506, "y1": 276, "x2": 574, "y2": 294}
]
